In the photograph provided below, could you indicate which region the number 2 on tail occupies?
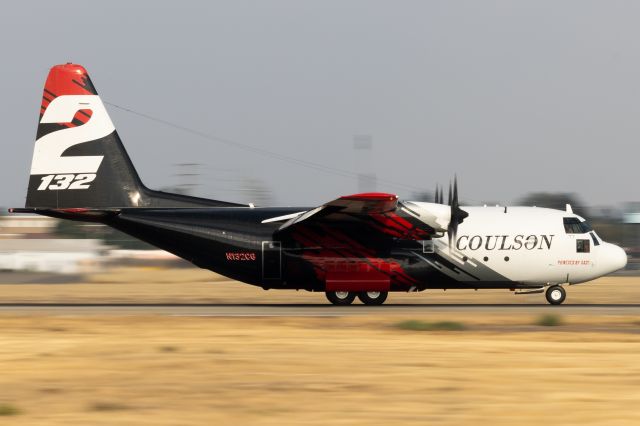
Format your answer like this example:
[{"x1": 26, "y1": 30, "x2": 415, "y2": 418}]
[{"x1": 37, "y1": 174, "x2": 96, "y2": 191}]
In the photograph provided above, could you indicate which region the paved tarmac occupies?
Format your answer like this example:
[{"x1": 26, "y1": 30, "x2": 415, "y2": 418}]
[{"x1": 1, "y1": 303, "x2": 639, "y2": 316}]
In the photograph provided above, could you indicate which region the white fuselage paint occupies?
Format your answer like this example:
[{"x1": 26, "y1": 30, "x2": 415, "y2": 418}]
[{"x1": 408, "y1": 203, "x2": 627, "y2": 286}]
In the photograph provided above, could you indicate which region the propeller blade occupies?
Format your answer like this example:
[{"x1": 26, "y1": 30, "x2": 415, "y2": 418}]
[
  {"x1": 447, "y1": 175, "x2": 468, "y2": 251},
  {"x1": 453, "y1": 175, "x2": 459, "y2": 208},
  {"x1": 448, "y1": 221, "x2": 458, "y2": 248}
]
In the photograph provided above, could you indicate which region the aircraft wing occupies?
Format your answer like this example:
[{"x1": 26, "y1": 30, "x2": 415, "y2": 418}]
[
  {"x1": 318, "y1": 192, "x2": 399, "y2": 215},
  {"x1": 276, "y1": 192, "x2": 397, "y2": 229},
  {"x1": 274, "y1": 192, "x2": 433, "y2": 240}
]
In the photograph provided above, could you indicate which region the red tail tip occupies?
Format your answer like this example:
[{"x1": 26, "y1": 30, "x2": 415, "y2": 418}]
[
  {"x1": 40, "y1": 64, "x2": 97, "y2": 115},
  {"x1": 52, "y1": 63, "x2": 88, "y2": 75}
]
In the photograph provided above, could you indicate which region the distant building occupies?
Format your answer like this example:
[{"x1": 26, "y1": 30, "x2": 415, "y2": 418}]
[
  {"x1": 623, "y1": 202, "x2": 640, "y2": 267},
  {"x1": 0, "y1": 239, "x2": 108, "y2": 274},
  {"x1": 0, "y1": 215, "x2": 58, "y2": 239},
  {"x1": 623, "y1": 202, "x2": 640, "y2": 225}
]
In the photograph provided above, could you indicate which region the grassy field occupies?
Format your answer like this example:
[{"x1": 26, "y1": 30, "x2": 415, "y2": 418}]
[{"x1": 0, "y1": 268, "x2": 639, "y2": 425}]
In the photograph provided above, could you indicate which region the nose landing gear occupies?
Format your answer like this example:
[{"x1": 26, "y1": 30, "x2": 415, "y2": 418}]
[{"x1": 545, "y1": 285, "x2": 566, "y2": 305}]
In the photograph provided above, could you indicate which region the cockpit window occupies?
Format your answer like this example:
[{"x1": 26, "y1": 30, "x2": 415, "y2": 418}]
[{"x1": 563, "y1": 217, "x2": 592, "y2": 234}]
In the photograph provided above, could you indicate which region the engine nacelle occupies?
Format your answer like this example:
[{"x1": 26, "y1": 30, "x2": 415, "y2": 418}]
[{"x1": 402, "y1": 201, "x2": 452, "y2": 234}]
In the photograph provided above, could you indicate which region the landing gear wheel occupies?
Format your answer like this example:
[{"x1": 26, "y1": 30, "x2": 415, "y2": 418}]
[
  {"x1": 545, "y1": 285, "x2": 566, "y2": 305},
  {"x1": 357, "y1": 291, "x2": 388, "y2": 306},
  {"x1": 325, "y1": 291, "x2": 356, "y2": 306}
]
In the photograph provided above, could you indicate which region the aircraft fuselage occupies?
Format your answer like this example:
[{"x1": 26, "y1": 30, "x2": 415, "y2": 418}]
[{"x1": 82, "y1": 203, "x2": 626, "y2": 293}]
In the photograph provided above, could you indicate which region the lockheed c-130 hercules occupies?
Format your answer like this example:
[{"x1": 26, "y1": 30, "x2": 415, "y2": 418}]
[{"x1": 10, "y1": 63, "x2": 627, "y2": 305}]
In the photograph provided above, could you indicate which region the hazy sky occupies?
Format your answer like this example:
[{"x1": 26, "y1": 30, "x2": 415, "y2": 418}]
[{"x1": 2, "y1": 1, "x2": 639, "y2": 208}]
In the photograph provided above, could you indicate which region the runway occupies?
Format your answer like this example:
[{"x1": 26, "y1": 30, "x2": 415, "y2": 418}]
[{"x1": 1, "y1": 303, "x2": 640, "y2": 316}]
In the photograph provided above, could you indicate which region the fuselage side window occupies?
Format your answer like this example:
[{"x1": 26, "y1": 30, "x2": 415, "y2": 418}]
[
  {"x1": 577, "y1": 239, "x2": 590, "y2": 253},
  {"x1": 422, "y1": 240, "x2": 434, "y2": 253}
]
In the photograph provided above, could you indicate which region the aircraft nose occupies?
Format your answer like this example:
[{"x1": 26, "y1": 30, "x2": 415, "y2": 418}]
[{"x1": 604, "y1": 243, "x2": 627, "y2": 274}]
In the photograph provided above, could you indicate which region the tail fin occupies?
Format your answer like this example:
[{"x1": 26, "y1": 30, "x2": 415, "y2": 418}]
[{"x1": 26, "y1": 63, "x2": 240, "y2": 209}]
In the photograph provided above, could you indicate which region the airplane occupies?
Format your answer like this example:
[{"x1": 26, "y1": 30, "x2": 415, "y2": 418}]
[{"x1": 10, "y1": 63, "x2": 627, "y2": 306}]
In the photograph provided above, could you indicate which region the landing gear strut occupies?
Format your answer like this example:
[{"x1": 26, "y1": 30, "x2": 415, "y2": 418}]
[
  {"x1": 357, "y1": 291, "x2": 388, "y2": 305},
  {"x1": 325, "y1": 291, "x2": 356, "y2": 305},
  {"x1": 545, "y1": 285, "x2": 566, "y2": 305}
]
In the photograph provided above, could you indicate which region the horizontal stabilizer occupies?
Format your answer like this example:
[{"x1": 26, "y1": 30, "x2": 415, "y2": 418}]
[{"x1": 8, "y1": 207, "x2": 119, "y2": 221}]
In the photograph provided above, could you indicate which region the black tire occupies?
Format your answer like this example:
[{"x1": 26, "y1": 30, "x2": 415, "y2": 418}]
[
  {"x1": 325, "y1": 291, "x2": 356, "y2": 306},
  {"x1": 357, "y1": 291, "x2": 388, "y2": 306},
  {"x1": 545, "y1": 285, "x2": 566, "y2": 305}
]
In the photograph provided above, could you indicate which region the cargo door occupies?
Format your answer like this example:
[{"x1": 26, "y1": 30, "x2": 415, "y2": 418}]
[{"x1": 262, "y1": 241, "x2": 282, "y2": 280}]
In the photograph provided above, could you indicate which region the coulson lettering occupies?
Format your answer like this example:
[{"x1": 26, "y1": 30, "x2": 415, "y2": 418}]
[
  {"x1": 540, "y1": 235, "x2": 554, "y2": 250},
  {"x1": 524, "y1": 235, "x2": 538, "y2": 250},
  {"x1": 513, "y1": 235, "x2": 523, "y2": 250},
  {"x1": 469, "y1": 235, "x2": 482, "y2": 250},
  {"x1": 485, "y1": 236, "x2": 498, "y2": 251},
  {"x1": 499, "y1": 235, "x2": 512, "y2": 250},
  {"x1": 456, "y1": 235, "x2": 469, "y2": 250},
  {"x1": 456, "y1": 234, "x2": 554, "y2": 251}
]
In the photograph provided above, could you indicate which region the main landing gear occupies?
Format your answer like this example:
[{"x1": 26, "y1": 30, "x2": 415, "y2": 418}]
[
  {"x1": 545, "y1": 285, "x2": 566, "y2": 305},
  {"x1": 325, "y1": 291, "x2": 357, "y2": 306},
  {"x1": 325, "y1": 291, "x2": 388, "y2": 306},
  {"x1": 357, "y1": 291, "x2": 388, "y2": 305}
]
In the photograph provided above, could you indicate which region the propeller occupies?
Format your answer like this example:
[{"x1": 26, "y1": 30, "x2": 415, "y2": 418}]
[
  {"x1": 434, "y1": 184, "x2": 443, "y2": 204},
  {"x1": 447, "y1": 176, "x2": 469, "y2": 248}
]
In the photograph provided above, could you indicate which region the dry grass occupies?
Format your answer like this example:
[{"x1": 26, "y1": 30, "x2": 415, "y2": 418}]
[{"x1": 0, "y1": 314, "x2": 640, "y2": 425}]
